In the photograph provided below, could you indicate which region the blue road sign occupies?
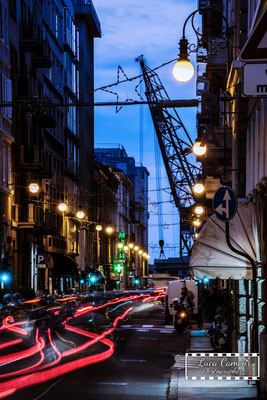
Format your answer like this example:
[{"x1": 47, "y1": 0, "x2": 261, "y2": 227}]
[{"x1": 213, "y1": 186, "x2": 237, "y2": 221}]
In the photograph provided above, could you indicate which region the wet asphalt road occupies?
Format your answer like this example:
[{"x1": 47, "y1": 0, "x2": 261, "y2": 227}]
[{"x1": 5, "y1": 302, "x2": 186, "y2": 400}]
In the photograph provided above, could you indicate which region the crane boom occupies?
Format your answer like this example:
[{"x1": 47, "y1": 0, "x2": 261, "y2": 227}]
[{"x1": 138, "y1": 56, "x2": 200, "y2": 257}]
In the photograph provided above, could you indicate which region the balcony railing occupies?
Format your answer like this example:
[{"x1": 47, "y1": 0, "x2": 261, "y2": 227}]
[
  {"x1": 32, "y1": 105, "x2": 57, "y2": 128},
  {"x1": 20, "y1": 145, "x2": 53, "y2": 178},
  {"x1": 20, "y1": 21, "x2": 42, "y2": 50},
  {"x1": 32, "y1": 40, "x2": 52, "y2": 68}
]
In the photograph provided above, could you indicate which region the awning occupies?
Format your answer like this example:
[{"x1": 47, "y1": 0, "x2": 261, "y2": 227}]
[
  {"x1": 52, "y1": 254, "x2": 79, "y2": 277},
  {"x1": 190, "y1": 200, "x2": 256, "y2": 280}
]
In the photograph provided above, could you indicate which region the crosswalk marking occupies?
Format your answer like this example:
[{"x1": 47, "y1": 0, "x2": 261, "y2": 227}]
[{"x1": 119, "y1": 324, "x2": 174, "y2": 333}]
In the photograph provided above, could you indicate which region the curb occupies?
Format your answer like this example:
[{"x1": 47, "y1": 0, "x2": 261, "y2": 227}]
[{"x1": 185, "y1": 328, "x2": 191, "y2": 352}]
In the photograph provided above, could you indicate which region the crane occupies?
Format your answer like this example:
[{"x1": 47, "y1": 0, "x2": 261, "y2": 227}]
[{"x1": 137, "y1": 55, "x2": 201, "y2": 257}]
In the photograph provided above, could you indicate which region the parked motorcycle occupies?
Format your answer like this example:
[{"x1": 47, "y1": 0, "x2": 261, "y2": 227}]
[{"x1": 208, "y1": 320, "x2": 228, "y2": 351}]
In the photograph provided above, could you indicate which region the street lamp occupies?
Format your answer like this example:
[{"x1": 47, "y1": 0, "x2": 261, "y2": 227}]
[
  {"x1": 106, "y1": 226, "x2": 113, "y2": 234},
  {"x1": 76, "y1": 210, "x2": 85, "y2": 219},
  {"x1": 173, "y1": 38, "x2": 194, "y2": 82},
  {"x1": 193, "y1": 142, "x2": 207, "y2": 156},
  {"x1": 96, "y1": 224, "x2": 103, "y2": 231},
  {"x1": 58, "y1": 203, "x2": 67, "y2": 212},
  {"x1": 128, "y1": 243, "x2": 134, "y2": 249},
  {"x1": 138, "y1": 249, "x2": 143, "y2": 255},
  {"x1": 29, "y1": 183, "x2": 40, "y2": 194},
  {"x1": 194, "y1": 205, "x2": 204, "y2": 215},
  {"x1": 124, "y1": 245, "x2": 129, "y2": 251},
  {"x1": 134, "y1": 245, "x2": 139, "y2": 251},
  {"x1": 193, "y1": 183, "x2": 204, "y2": 195},
  {"x1": 118, "y1": 243, "x2": 123, "y2": 249},
  {"x1": 193, "y1": 219, "x2": 201, "y2": 227}
]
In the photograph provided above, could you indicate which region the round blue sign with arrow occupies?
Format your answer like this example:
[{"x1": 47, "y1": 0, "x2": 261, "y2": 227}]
[{"x1": 213, "y1": 186, "x2": 237, "y2": 221}]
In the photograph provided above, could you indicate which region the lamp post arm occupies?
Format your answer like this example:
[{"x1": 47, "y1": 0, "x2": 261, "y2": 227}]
[{"x1": 182, "y1": 6, "x2": 231, "y2": 40}]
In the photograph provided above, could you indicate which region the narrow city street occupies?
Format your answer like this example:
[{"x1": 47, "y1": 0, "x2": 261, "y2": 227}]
[{"x1": 6, "y1": 302, "x2": 185, "y2": 400}]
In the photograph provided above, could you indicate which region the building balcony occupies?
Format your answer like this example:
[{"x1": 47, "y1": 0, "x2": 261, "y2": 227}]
[
  {"x1": 43, "y1": 235, "x2": 66, "y2": 254},
  {"x1": 19, "y1": 21, "x2": 42, "y2": 51},
  {"x1": 16, "y1": 77, "x2": 35, "y2": 99},
  {"x1": 20, "y1": 145, "x2": 53, "y2": 178},
  {"x1": 32, "y1": 40, "x2": 52, "y2": 68},
  {"x1": 17, "y1": 203, "x2": 43, "y2": 228},
  {"x1": 73, "y1": 1, "x2": 101, "y2": 38},
  {"x1": 32, "y1": 106, "x2": 57, "y2": 128}
]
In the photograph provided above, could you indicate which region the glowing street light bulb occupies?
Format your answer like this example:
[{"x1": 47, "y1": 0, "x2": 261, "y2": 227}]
[
  {"x1": 128, "y1": 243, "x2": 134, "y2": 249},
  {"x1": 195, "y1": 233, "x2": 199, "y2": 238},
  {"x1": 76, "y1": 211, "x2": 85, "y2": 219},
  {"x1": 143, "y1": 252, "x2": 147, "y2": 257},
  {"x1": 134, "y1": 246, "x2": 139, "y2": 251},
  {"x1": 29, "y1": 183, "x2": 39, "y2": 194},
  {"x1": 124, "y1": 245, "x2": 129, "y2": 251},
  {"x1": 193, "y1": 142, "x2": 207, "y2": 156},
  {"x1": 58, "y1": 203, "x2": 67, "y2": 212},
  {"x1": 118, "y1": 243, "x2": 123, "y2": 249},
  {"x1": 96, "y1": 224, "x2": 103, "y2": 231},
  {"x1": 194, "y1": 206, "x2": 204, "y2": 215},
  {"x1": 193, "y1": 183, "x2": 204, "y2": 195},
  {"x1": 138, "y1": 250, "x2": 143, "y2": 255},
  {"x1": 193, "y1": 219, "x2": 201, "y2": 227},
  {"x1": 146, "y1": 254, "x2": 150, "y2": 259},
  {"x1": 1, "y1": 275, "x2": 8, "y2": 281},
  {"x1": 173, "y1": 59, "x2": 194, "y2": 82},
  {"x1": 106, "y1": 226, "x2": 113, "y2": 234}
]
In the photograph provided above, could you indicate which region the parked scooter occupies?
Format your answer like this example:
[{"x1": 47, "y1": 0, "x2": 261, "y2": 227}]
[
  {"x1": 208, "y1": 310, "x2": 229, "y2": 351},
  {"x1": 173, "y1": 298, "x2": 188, "y2": 333}
]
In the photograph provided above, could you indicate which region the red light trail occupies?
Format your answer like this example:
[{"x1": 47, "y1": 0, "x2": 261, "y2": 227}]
[{"x1": 0, "y1": 292, "x2": 160, "y2": 398}]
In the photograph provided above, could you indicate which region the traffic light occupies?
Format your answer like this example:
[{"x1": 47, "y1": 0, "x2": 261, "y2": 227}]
[
  {"x1": 80, "y1": 270, "x2": 87, "y2": 284},
  {"x1": 89, "y1": 274, "x2": 97, "y2": 283},
  {"x1": 114, "y1": 263, "x2": 124, "y2": 274},
  {"x1": 0, "y1": 272, "x2": 10, "y2": 283}
]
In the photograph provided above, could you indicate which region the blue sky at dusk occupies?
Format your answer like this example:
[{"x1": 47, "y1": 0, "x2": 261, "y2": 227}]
[{"x1": 93, "y1": 0, "x2": 199, "y2": 260}]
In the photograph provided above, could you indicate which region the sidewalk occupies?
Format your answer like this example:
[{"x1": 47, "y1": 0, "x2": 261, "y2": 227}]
[{"x1": 172, "y1": 324, "x2": 258, "y2": 400}]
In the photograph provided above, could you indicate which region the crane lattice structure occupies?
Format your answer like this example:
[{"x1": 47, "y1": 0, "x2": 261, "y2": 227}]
[{"x1": 137, "y1": 56, "x2": 201, "y2": 257}]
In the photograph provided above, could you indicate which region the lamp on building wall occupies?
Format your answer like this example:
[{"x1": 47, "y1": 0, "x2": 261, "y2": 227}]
[
  {"x1": 193, "y1": 182, "x2": 204, "y2": 195},
  {"x1": 29, "y1": 183, "x2": 40, "y2": 194},
  {"x1": 193, "y1": 219, "x2": 201, "y2": 227},
  {"x1": 194, "y1": 205, "x2": 204, "y2": 215},
  {"x1": 192, "y1": 142, "x2": 207, "y2": 156},
  {"x1": 173, "y1": 38, "x2": 194, "y2": 82},
  {"x1": 173, "y1": 5, "x2": 231, "y2": 82}
]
